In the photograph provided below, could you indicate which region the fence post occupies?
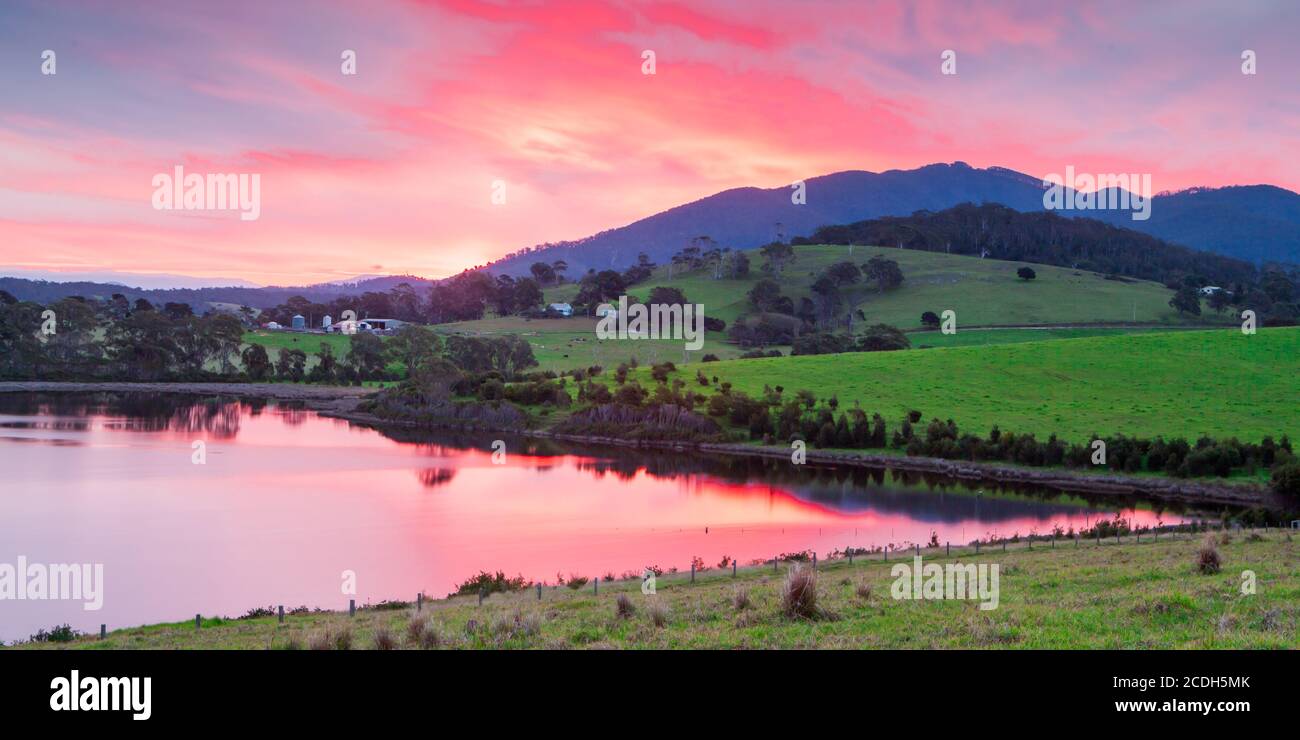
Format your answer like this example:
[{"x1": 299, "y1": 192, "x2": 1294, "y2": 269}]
[
  {"x1": 100, "y1": 624, "x2": 106, "y2": 640},
  {"x1": 537, "y1": 583, "x2": 542, "y2": 601},
  {"x1": 278, "y1": 605, "x2": 284, "y2": 624},
  {"x1": 1002, "y1": 539, "x2": 1006, "y2": 552},
  {"x1": 813, "y1": 552, "x2": 817, "y2": 571},
  {"x1": 848, "y1": 547, "x2": 854, "y2": 565},
  {"x1": 915, "y1": 544, "x2": 920, "y2": 557},
  {"x1": 594, "y1": 577, "x2": 599, "y2": 595},
  {"x1": 195, "y1": 614, "x2": 201, "y2": 630},
  {"x1": 773, "y1": 557, "x2": 777, "y2": 572},
  {"x1": 733, "y1": 559, "x2": 737, "y2": 577},
  {"x1": 349, "y1": 599, "x2": 356, "y2": 617},
  {"x1": 691, "y1": 563, "x2": 696, "y2": 583},
  {"x1": 946, "y1": 542, "x2": 950, "y2": 557}
]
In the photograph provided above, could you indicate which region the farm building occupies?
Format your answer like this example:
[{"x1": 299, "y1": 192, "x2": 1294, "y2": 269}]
[
  {"x1": 548, "y1": 303, "x2": 573, "y2": 317},
  {"x1": 362, "y1": 318, "x2": 407, "y2": 331},
  {"x1": 291, "y1": 314, "x2": 306, "y2": 329}
]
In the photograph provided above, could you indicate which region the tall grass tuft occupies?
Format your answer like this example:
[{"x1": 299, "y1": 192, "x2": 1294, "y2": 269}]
[
  {"x1": 855, "y1": 580, "x2": 873, "y2": 600},
  {"x1": 732, "y1": 587, "x2": 751, "y2": 611},
  {"x1": 371, "y1": 626, "x2": 397, "y2": 650},
  {"x1": 648, "y1": 600, "x2": 670, "y2": 628},
  {"x1": 1197, "y1": 534, "x2": 1222, "y2": 574},
  {"x1": 308, "y1": 630, "x2": 333, "y2": 651},
  {"x1": 615, "y1": 593, "x2": 636, "y2": 619},
  {"x1": 406, "y1": 617, "x2": 426, "y2": 646},
  {"x1": 782, "y1": 564, "x2": 820, "y2": 619},
  {"x1": 333, "y1": 626, "x2": 353, "y2": 651}
]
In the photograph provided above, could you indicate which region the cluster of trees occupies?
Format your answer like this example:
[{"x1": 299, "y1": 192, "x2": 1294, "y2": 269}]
[
  {"x1": 1167, "y1": 271, "x2": 1298, "y2": 324},
  {"x1": 1, "y1": 292, "x2": 247, "y2": 381},
  {"x1": 665, "y1": 237, "x2": 750, "y2": 280},
  {"x1": 727, "y1": 256, "x2": 907, "y2": 347},
  {"x1": 798, "y1": 202, "x2": 1261, "y2": 290},
  {"x1": 790, "y1": 325, "x2": 910, "y2": 355},
  {"x1": 0, "y1": 289, "x2": 541, "y2": 385}
]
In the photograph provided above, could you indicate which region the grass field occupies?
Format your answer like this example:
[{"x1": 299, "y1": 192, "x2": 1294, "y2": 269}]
[
  {"x1": 432, "y1": 317, "x2": 747, "y2": 371},
  {"x1": 20, "y1": 530, "x2": 1296, "y2": 649},
  {"x1": 645, "y1": 328, "x2": 1300, "y2": 442},
  {"x1": 909, "y1": 326, "x2": 1193, "y2": 349}
]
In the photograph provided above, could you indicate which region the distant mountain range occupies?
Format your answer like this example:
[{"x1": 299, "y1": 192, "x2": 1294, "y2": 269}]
[
  {"x1": 5, "y1": 162, "x2": 1298, "y2": 307},
  {"x1": 0, "y1": 274, "x2": 435, "y2": 311},
  {"x1": 486, "y1": 162, "x2": 1300, "y2": 276}
]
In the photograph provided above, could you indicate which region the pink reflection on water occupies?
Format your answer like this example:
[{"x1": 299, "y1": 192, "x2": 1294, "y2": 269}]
[{"x1": 0, "y1": 398, "x2": 1190, "y2": 641}]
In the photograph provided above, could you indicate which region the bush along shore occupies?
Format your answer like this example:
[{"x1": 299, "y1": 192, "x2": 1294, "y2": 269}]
[{"x1": 12, "y1": 524, "x2": 1297, "y2": 649}]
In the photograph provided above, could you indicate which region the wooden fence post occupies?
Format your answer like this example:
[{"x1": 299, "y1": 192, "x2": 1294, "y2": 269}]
[
  {"x1": 100, "y1": 624, "x2": 106, "y2": 640},
  {"x1": 349, "y1": 599, "x2": 356, "y2": 616},
  {"x1": 691, "y1": 563, "x2": 696, "y2": 583},
  {"x1": 278, "y1": 605, "x2": 284, "y2": 624},
  {"x1": 537, "y1": 583, "x2": 542, "y2": 601},
  {"x1": 195, "y1": 614, "x2": 201, "y2": 630}
]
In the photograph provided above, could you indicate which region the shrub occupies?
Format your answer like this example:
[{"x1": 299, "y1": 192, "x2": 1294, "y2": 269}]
[
  {"x1": 28, "y1": 624, "x2": 78, "y2": 643},
  {"x1": 450, "y1": 570, "x2": 529, "y2": 598},
  {"x1": 781, "y1": 564, "x2": 820, "y2": 619},
  {"x1": 566, "y1": 575, "x2": 589, "y2": 590},
  {"x1": 1270, "y1": 461, "x2": 1300, "y2": 496},
  {"x1": 1197, "y1": 535, "x2": 1222, "y2": 574}
]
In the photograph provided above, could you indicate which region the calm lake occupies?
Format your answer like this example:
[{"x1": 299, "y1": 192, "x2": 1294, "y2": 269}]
[{"x1": 0, "y1": 393, "x2": 1208, "y2": 642}]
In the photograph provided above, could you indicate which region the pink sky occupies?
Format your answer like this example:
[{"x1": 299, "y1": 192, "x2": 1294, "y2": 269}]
[{"x1": 2, "y1": 0, "x2": 1298, "y2": 286}]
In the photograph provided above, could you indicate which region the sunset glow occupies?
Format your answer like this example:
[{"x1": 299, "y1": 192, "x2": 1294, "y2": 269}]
[{"x1": 3, "y1": 0, "x2": 1297, "y2": 285}]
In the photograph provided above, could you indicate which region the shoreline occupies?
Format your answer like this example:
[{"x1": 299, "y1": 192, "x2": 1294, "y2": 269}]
[
  {"x1": 324, "y1": 408, "x2": 1273, "y2": 509},
  {"x1": 0, "y1": 381, "x2": 1275, "y2": 508}
]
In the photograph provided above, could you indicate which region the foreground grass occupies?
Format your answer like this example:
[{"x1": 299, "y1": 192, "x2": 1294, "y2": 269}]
[
  {"x1": 21, "y1": 531, "x2": 1298, "y2": 649},
  {"x1": 663, "y1": 327, "x2": 1300, "y2": 442}
]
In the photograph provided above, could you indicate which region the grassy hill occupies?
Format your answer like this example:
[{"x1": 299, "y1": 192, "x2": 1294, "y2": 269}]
[
  {"x1": 18, "y1": 531, "x2": 1296, "y2": 649},
  {"x1": 643, "y1": 328, "x2": 1300, "y2": 442},
  {"x1": 488, "y1": 245, "x2": 1225, "y2": 371},
  {"x1": 545, "y1": 245, "x2": 1224, "y2": 328}
]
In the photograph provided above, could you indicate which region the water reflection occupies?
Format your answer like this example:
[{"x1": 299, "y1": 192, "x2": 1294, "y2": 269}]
[{"x1": 0, "y1": 392, "x2": 1222, "y2": 642}]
